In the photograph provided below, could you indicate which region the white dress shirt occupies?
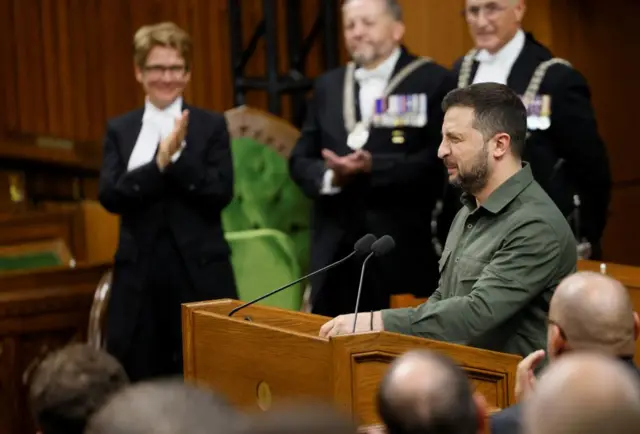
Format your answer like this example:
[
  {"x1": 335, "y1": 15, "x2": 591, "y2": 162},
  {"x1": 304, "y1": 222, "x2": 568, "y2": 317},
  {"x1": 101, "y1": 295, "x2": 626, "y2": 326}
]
[
  {"x1": 354, "y1": 47, "x2": 401, "y2": 122},
  {"x1": 127, "y1": 96, "x2": 185, "y2": 172},
  {"x1": 473, "y1": 29, "x2": 525, "y2": 85},
  {"x1": 320, "y1": 48, "x2": 401, "y2": 195}
]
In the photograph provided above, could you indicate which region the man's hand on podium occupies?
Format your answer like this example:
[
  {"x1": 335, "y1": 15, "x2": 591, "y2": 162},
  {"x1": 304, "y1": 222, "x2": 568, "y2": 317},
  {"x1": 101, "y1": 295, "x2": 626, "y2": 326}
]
[{"x1": 319, "y1": 311, "x2": 384, "y2": 337}]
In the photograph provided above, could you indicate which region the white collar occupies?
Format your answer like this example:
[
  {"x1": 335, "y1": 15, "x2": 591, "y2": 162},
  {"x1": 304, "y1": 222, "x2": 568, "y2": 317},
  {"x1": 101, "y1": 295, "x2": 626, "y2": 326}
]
[
  {"x1": 475, "y1": 29, "x2": 525, "y2": 64},
  {"x1": 354, "y1": 47, "x2": 401, "y2": 82},
  {"x1": 143, "y1": 96, "x2": 183, "y2": 121}
]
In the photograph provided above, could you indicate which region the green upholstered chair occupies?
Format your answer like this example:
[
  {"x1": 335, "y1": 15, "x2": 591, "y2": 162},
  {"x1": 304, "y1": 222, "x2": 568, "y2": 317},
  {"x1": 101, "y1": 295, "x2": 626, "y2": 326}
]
[
  {"x1": 223, "y1": 106, "x2": 311, "y2": 309},
  {"x1": 225, "y1": 229, "x2": 302, "y2": 310}
]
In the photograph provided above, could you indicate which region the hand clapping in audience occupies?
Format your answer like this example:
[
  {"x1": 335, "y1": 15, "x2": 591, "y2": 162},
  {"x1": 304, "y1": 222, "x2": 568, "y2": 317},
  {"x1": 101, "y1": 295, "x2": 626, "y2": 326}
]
[
  {"x1": 321, "y1": 149, "x2": 372, "y2": 186},
  {"x1": 156, "y1": 109, "x2": 189, "y2": 170},
  {"x1": 515, "y1": 349, "x2": 546, "y2": 402}
]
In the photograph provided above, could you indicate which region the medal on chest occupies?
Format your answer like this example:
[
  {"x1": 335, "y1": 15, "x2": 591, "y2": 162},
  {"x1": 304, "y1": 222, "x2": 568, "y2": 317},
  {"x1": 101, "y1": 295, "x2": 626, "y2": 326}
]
[
  {"x1": 342, "y1": 56, "x2": 432, "y2": 151},
  {"x1": 347, "y1": 122, "x2": 369, "y2": 150}
]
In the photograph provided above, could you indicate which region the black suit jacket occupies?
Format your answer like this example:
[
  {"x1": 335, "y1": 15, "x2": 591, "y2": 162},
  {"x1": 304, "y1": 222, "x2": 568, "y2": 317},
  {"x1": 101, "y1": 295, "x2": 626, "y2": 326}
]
[
  {"x1": 490, "y1": 356, "x2": 639, "y2": 434},
  {"x1": 98, "y1": 103, "x2": 237, "y2": 357},
  {"x1": 445, "y1": 33, "x2": 611, "y2": 251},
  {"x1": 289, "y1": 47, "x2": 456, "y2": 299}
]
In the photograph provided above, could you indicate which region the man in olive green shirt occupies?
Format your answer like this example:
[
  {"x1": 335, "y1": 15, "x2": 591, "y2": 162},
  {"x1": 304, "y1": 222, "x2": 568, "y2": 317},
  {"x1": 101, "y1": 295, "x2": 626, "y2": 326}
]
[{"x1": 319, "y1": 82, "x2": 577, "y2": 360}]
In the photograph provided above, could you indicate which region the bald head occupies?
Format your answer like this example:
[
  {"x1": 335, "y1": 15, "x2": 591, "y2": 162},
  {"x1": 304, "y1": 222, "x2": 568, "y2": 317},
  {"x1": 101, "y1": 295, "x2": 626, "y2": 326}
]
[
  {"x1": 548, "y1": 271, "x2": 638, "y2": 359},
  {"x1": 523, "y1": 352, "x2": 640, "y2": 434},
  {"x1": 377, "y1": 350, "x2": 481, "y2": 434}
]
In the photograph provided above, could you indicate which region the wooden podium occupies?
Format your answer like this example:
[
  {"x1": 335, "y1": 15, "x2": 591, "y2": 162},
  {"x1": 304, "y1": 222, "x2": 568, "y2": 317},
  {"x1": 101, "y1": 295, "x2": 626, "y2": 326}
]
[{"x1": 182, "y1": 299, "x2": 520, "y2": 426}]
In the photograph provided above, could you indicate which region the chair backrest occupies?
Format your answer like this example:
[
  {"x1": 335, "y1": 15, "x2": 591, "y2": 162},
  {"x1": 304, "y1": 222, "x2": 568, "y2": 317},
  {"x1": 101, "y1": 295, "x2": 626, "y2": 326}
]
[{"x1": 223, "y1": 105, "x2": 311, "y2": 274}]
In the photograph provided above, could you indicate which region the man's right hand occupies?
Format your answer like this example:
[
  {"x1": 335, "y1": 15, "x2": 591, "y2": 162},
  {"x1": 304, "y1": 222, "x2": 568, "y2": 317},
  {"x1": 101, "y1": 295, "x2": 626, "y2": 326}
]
[{"x1": 515, "y1": 349, "x2": 546, "y2": 402}]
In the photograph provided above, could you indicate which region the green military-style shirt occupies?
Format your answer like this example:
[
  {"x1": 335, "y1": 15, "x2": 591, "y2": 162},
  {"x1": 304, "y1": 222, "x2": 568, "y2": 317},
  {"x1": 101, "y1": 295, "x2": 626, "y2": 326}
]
[{"x1": 382, "y1": 163, "x2": 577, "y2": 358}]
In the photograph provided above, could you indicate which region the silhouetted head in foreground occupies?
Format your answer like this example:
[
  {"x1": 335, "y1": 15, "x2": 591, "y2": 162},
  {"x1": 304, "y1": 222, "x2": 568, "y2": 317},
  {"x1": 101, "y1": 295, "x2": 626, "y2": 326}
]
[
  {"x1": 85, "y1": 379, "x2": 240, "y2": 434},
  {"x1": 377, "y1": 350, "x2": 486, "y2": 434}
]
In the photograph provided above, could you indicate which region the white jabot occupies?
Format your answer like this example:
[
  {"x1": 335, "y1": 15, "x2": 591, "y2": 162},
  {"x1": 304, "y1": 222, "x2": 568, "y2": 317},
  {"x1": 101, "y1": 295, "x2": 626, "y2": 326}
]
[
  {"x1": 473, "y1": 29, "x2": 525, "y2": 85},
  {"x1": 354, "y1": 47, "x2": 401, "y2": 122},
  {"x1": 127, "y1": 96, "x2": 185, "y2": 172}
]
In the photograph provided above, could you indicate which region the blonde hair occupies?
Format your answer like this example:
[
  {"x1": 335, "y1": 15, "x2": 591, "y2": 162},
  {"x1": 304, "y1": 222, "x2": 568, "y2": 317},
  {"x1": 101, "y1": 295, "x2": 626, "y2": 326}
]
[{"x1": 133, "y1": 22, "x2": 192, "y2": 70}]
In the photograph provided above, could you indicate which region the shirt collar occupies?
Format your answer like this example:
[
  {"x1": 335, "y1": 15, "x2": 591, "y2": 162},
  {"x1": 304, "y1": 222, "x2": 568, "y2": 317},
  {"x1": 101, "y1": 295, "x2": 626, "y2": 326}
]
[
  {"x1": 354, "y1": 47, "x2": 401, "y2": 82},
  {"x1": 461, "y1": 162, "x2": 534, "y2": 214},
  {"x1": 143, "y1": 96, "x2": 183, "y2": 122},
  {"x1": 475, "y1": 29, "x2": 525, "y2": 64}
]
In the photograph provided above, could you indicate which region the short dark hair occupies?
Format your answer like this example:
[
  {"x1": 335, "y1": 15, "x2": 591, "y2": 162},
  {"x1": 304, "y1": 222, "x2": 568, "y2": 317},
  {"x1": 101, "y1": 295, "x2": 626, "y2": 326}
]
[
  {"x1": 442, "y1": 83, "x2": 527, "y2": 156},
  {"x1": 377, "y1": 351, "x2": 477, "y2": 434},
  {"x1": 85, "y1": 379, "x2": 239, "y2": 434},
  {"x1": 28, "y1": 343, "x2": 129, "y2": 434},
  {"x1": 343, "y1": 0, "x2": 403, "y2": 21}
]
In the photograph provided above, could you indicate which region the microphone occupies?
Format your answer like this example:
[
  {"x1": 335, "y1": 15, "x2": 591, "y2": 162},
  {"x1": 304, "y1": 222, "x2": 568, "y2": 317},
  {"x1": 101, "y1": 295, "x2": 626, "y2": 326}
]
[
  {"x1": 228, "y1": 233, "x2": 377, "y2": 317},
  {"x1": 352, "y1": 235, "x2": 396, "y2": 332}
]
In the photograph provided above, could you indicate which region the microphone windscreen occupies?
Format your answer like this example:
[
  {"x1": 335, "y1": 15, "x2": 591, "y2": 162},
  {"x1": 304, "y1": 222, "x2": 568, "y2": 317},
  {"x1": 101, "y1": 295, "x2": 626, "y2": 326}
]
[
  {"x1": 371, "y1": 235, "x2": 395, "y2": 256},
  {"x1": 354, "y1": 233, "x2": 377, "y2": 255}
]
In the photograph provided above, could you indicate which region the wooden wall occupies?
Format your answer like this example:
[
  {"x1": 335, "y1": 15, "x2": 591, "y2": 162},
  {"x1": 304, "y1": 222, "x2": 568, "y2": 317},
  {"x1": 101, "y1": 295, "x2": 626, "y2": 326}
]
[
  {"x1": 547, "y1": 0, "x2": 640, "y2": 267},
  {"x1": 398, "y1": 0, "x2": 640, "y2": 265}
]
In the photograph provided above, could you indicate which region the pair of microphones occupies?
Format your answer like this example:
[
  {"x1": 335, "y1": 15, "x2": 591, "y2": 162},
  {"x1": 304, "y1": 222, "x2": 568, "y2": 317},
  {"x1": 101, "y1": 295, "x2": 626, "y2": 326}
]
[{"x1": 228, "y1": 234, "x2": 396, "y2": 328}]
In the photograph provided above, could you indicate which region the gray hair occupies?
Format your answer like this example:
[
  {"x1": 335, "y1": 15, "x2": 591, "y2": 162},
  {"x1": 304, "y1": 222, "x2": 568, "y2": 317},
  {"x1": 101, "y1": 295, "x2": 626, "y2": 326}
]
[{"x1": 343, "y1": 0, "x2": 403, "y2": 21}]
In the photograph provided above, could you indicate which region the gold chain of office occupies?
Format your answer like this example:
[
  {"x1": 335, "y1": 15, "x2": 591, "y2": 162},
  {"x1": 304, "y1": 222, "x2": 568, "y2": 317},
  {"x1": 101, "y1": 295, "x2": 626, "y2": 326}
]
[{"x1": 457, "y1": 48, "x2": 572, "y2": 104}]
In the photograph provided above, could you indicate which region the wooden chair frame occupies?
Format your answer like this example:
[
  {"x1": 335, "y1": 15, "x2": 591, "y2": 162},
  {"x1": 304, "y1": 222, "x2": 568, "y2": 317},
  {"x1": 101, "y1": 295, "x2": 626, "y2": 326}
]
[{"x1": 224, "y1": 105, "x2": 300, "y2": 157}]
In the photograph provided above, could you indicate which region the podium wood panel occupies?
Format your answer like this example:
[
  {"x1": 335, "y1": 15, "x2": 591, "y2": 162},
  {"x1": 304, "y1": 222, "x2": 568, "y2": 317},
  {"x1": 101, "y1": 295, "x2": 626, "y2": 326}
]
[{"x1": 182, "y1": 300, "x2": 520, "y2": 425}]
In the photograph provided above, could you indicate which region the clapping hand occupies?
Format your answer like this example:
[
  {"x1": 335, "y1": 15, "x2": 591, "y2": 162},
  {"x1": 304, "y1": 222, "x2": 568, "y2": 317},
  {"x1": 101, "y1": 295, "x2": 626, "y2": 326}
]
[
  {"x1": 515, "y1": 349, "x2": 546, "y2": 402},
  {"x1": 321, "y1": 149, "x2": 372, "y2": 183},
  {"x1": 156, "y1": 110, "x2": 189, "y2": 170}
]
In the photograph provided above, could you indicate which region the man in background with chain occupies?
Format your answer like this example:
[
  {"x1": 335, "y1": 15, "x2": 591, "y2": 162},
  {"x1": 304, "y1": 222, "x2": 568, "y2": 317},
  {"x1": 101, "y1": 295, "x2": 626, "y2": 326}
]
[
  {"x1": 289, "y1": 0, "x2": 454, "y2": 316},
  {"x1": 440, "y1": 0, "x2": 611, "y2": 259}
]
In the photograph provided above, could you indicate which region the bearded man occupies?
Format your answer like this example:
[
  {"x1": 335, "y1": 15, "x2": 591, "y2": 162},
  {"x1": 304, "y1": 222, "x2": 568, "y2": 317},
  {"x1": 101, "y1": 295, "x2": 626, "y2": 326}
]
[{"x1": 320, "y1": 83, "x2": 576, "y2": 362}]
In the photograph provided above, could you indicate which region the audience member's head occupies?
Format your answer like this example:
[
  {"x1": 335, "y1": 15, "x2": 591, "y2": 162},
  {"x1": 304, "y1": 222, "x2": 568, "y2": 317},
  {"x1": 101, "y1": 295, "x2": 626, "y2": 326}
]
[
  {"x1": 523, "y1": 352, "x2": 640, "y2": 434},
  {"x1": 377, "y1": 350, "x2": 485, "y2": 434},
  {"x1": 85, "y1": 379, "x2": 239, "y2": 434},
  {"x1": 547, "y1": 271, "x2": 639, "y2": 361},
  {"x1": 28, "y1": 343, "x2": 129, "y2": 434},
  {"x1": 242, "y1": 401, "x2": 358, "y2": 434}
]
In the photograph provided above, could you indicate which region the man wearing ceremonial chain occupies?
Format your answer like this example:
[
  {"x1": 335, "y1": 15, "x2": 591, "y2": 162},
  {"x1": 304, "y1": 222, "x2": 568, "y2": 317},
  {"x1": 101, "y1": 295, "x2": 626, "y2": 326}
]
[
  {"x1": 289, "y1": 0, "x2": 455, "y2": 316},
  {"x1": 440, "y1": 0, "x2": 611, "y2": 259}
]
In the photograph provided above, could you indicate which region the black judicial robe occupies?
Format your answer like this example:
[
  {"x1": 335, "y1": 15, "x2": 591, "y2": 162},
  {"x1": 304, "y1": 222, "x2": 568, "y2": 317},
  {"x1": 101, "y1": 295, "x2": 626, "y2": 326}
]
[{"x1": 99, "y1": 103, "x2": 238, "y2": 381}]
